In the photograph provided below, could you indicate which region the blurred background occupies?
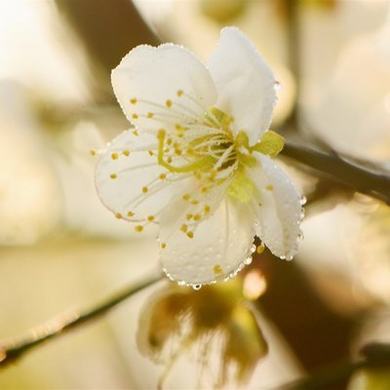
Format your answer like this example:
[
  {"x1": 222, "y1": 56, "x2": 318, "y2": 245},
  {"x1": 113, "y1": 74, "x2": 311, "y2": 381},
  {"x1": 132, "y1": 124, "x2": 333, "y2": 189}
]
[{"x1": 0, "y1": 0, "x2": 389, "y2": 389}]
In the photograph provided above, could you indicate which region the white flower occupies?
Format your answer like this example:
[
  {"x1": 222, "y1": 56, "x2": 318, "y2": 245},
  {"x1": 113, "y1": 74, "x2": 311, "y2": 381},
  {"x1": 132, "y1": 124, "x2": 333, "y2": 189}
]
[{"x1": 95, "y1": 27, "x2": 303, "y2": 286}]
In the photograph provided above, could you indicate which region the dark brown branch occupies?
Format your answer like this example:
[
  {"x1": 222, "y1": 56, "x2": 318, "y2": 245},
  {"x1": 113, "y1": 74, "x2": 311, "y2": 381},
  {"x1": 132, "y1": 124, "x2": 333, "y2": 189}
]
[
  {"x1": 0, "y1": 272, "x2": 162, "y2": 367},
  {"x1": 281, "y1": 342, "x2": 390, "y2": 390},
  {"x1": 282, "y1": 141, "x2": 390, "y2": 205}
]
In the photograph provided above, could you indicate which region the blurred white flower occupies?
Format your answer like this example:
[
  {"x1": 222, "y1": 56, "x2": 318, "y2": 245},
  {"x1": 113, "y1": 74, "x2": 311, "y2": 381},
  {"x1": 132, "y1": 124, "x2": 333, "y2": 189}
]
[
  {"x1": 309, "y1": 10, "x2": 390, "y2": 166},
  {"x1": 95, "y1": 27, "x2": 304, "y2": 285}
]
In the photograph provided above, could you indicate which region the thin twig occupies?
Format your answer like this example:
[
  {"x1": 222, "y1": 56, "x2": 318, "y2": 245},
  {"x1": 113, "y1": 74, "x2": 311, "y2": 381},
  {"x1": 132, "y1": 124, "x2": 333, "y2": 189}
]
[
  {"x1": 281, "y1": 342, "x2": 390, "y2": 390},
  {"x1": 282, "y1": 141, "x2": 390, "y2": 205},
  {"x1": 0, "y1": 271, "x2": 162, "y2": 367}
]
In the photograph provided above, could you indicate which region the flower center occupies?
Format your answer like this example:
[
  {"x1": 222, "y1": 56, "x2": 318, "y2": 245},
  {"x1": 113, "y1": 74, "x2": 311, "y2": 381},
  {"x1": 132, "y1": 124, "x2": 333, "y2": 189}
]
[{"x1": 156, "y1": 106, "x2": 258, "y2": 202}]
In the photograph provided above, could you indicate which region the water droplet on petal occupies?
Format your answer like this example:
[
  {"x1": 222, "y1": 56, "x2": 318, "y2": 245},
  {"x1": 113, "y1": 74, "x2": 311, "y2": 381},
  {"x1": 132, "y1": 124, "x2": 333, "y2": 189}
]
[
  {"x1": 280, "y1": 255, "x2": 286, "y2": 260},
  {"x1": 192, "y1": 284, "x2": 202, "y2": 291},
  {"x1": 244, "y1": 256, "x2": 253, "y2": 265},
  {"x1": 300, "y1": 196, "x2": 307, "y2": 206}
]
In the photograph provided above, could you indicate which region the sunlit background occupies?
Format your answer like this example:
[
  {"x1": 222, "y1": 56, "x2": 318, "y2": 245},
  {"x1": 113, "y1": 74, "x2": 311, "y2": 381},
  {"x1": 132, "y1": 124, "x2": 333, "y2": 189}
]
[{"x1": 0, "y1": 0, "x2": 389, "y2": 389}]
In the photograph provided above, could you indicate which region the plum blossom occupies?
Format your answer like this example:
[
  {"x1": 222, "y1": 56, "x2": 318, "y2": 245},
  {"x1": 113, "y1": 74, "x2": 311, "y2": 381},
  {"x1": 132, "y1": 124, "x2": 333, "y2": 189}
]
[{"x1": 95, "y1": 27, "x2": 304, "y2": 285}]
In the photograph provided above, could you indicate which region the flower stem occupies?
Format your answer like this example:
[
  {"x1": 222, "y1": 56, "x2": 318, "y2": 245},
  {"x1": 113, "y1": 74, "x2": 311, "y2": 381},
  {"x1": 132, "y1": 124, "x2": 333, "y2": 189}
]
[{"x1": 0, "y1": 271, "x2": 162, "y2": 367}]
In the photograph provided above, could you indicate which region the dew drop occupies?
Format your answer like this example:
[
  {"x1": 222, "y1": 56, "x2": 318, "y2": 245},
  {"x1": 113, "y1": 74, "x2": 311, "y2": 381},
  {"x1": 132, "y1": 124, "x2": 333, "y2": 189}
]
[
  {"x1": 178, "y1": 280, "x2": 186, "y2": 286},
  {"x1": 286, "y1": 255, "x2": 294, "y2": 261},
  {"x1": 192, "y1": 284, "x2": 202, "y2": 291},
  {"x1": 244, "y1": 256, "x2": 253, "y2": 265},
  {"x1": 280, "y1": 255, "x2": 286, "y2": 260},
  {"x1": 298, "y1": 231, "x2": 304, "y2": 241},
  {"x1": 300, "y1": 196, "x2": 307, "y2": 206}
]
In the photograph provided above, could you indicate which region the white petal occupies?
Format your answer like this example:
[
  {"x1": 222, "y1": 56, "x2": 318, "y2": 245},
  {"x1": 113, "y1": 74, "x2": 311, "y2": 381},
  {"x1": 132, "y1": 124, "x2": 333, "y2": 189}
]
[
  {"x1": 208, "y1": 27, "x2": 278, "y2": 144},
  {"x1": 95, "y1": 130, "x2": 190, "y2": 224},
  {"x1": 250, "y1": 155, "x2": 302, "y2": 259},
  {"x1": 159, "y1": 197, "x2": 256, "y2": 285},
  {"x1": 112, "y1": 43, "x2": 217, "y2": 133}
]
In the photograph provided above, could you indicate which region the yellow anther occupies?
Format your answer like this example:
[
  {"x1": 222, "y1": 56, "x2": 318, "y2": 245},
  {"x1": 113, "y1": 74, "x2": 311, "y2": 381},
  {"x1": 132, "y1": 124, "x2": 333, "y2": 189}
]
[
  {"x1": 166, "y1": 138, "x2": 172, "y2": 145},
  {"x1": 213, "y1": 264, "x2": 223, "y2": 275},
  {"x1": 174, "y1": 149, "x2": 182, "y2": 156},
  {"x1": 191, "y1": 200, "x2": 199, "y2": 205},
  {"x1": 160, "y1": 242, "x2": 167, "y2": 249},
  {"x1": 200, "y1": 186, "x2": 208, "y2": 193},
  {"x1": 186, "y1": 231, "x2": 194, "y2": 239},
  {"x1": 182, "y1": 193, "x2": 191, "y2": 201},
  {"x1": 115, "y1": 212, "x2": 122, "y2": 219},
  {"x1": 142, "y1": 186, "x2": 148, "y2": 193},
  {"x1": 147, "y1": 112, "x2": 154, "y2": 118},
  {"x1": 256, "y1": 243, "x2": 265, "y2": 254},
  {"x1": 132, "y1": 130, "x2": 139, "y2": 136},
  {"x1": 148, "y1": 150, "x2": 154, "y2": 156},
  {"x1": 204, "y1": 205, "x2": 210, "y2": 214},
  {"x1": 165, "y1": 99, "x2": 173, "y2": 108},
  {"x1": 193, "y1": 214, "x2": 201, "y2": 221},
  {"x1": 110, "y1": 173, "x2": 117, "y2": 180},
  {"x1": 127, "y1": 211, "x2": 134, "y2": 217},
  {"x1": 147, "y1": 215, "x2": 155, "y2": 222},
  {"x1": 266, "y1": 184, "x2": 273, "y2": 191},
  {"x1": 111, "y1": 152, "x2": 119, "y2": 160},
  {"x1": 135, "y1": 225, "x2": 144, "y2": 232},
  {"x1": 186, "y1": 213, "x2": 193, "y2": 220},
  {"x1": 167, "y1": 157, "x2": 172, "y2": 163},
  {"x1": 132, "y1": 113, "x2": 139, "y2": 119},
  {"x1": 177, "y1": 89, "x2": 184, "y2": 97},
  {"x1": 180, "y1": 224, "x2": 188, "y2": 233},
  {"x1": 157, "y1": 129, "x2": 166, "y2": 139},
  {"x1": 159, "y1": 173, "x2": 167, "y2": 180},
  {"x1": 122, "y1": 150, "x2": 130, "y2": 156},
  {"x1": 90, "y1": 149, "x2": 97, "y2": 156},
  {"x1": 130, "y1": 98, "x2": 137, "y2": 105}
]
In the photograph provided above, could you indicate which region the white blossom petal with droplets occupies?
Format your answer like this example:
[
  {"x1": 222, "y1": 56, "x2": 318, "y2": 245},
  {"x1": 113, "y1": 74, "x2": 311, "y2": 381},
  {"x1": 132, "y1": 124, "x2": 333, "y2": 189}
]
[
  {"x1": 250, "y1": 155, "x2": 303, "y2": 260},
  {"x1": 159, "y1": 198, "x2": 255, "y2": 285},
  {"x1": 208, "y1": 27, "x2": 278, "y2": 144},
  {"x1": 95, "y1": 27, "x2": 303, "y2": 285},
  {"x1": 112, "y1": 43, "x2": 217, "y2": 134},
  {"x1": 95, "y1": 130, "x2": 192, "y2": 225}
]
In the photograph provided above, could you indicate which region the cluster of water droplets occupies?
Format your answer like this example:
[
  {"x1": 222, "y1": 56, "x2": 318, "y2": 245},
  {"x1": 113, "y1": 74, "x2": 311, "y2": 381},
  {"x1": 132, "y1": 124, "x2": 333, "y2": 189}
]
[{"x1": 161, "y1": 243, "x2": 258, "y2": 291}]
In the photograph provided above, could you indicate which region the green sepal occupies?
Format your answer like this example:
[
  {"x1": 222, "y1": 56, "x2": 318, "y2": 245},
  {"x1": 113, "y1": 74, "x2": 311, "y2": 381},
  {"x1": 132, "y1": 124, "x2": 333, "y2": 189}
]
[{"x1": 251, "y1": 130, "x2": 284, "y2": 158}]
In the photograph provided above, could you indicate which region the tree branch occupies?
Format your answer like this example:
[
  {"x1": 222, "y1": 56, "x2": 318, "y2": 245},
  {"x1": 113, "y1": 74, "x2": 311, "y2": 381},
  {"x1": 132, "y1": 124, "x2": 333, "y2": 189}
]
[
  {"x1": 0, "y1": 271, "x2": 162, "y2": 367},
  {"x1": 281, "y1": 342, "x2": 390, "y2": 389},
  {"x1": 281, "y1": 141, "x2": 390, "y2": 205}
]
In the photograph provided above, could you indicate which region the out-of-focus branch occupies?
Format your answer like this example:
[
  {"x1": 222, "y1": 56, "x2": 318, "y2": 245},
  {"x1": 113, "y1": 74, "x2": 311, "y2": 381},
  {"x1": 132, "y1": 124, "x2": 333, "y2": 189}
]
[
  {"x1": 55, "y1": 0, "x2": 159, "y2": 100},
  {"x1": 0, "y1": 271, "x2": 162, "y2": 368},
  {"x1": 282, "y1": 343, "x2": 390, "y2": 390},
  {"x1": 282, "y1": 141, "x2": 390, "y2": 205}
]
